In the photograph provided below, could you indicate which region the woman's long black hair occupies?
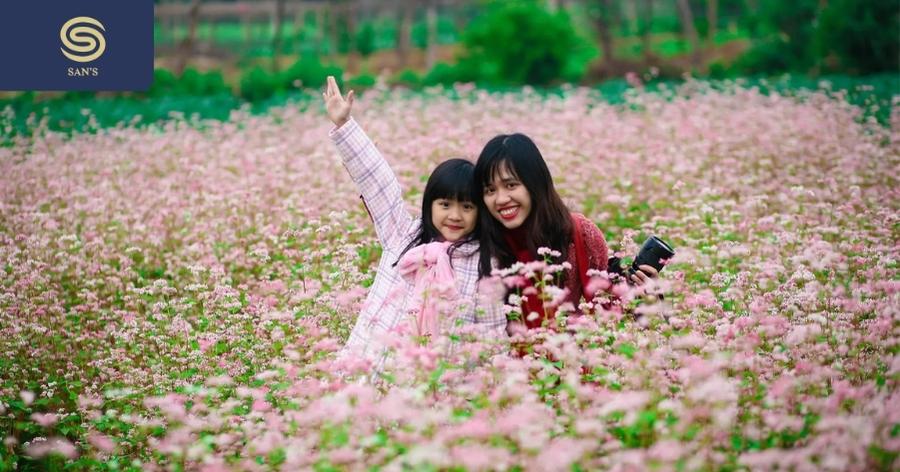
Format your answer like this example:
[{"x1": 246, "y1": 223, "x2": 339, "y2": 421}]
[
  {"x1": 473, "y1": 133, "x2": 573, "y2": 278},
  {"x1": 394, "y1": 158, "x2": 479, "y2": 265}
]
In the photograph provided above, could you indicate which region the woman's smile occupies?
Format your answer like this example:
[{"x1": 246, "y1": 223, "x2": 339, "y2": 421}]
[
  {"x1": 498, "y1": 206, "x2": 520, "y2": 220},
  {"x1": 483, "y1": 163, "x2": 532, "y2": 229}
]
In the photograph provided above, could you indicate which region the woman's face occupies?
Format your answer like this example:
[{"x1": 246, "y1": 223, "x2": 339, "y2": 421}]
[
  {"x1": 482, "y1": 162, "x2": 532, "y2": 229},
  {"x1": 431, "y1": 198, "x2": 477, "y2": 241}
]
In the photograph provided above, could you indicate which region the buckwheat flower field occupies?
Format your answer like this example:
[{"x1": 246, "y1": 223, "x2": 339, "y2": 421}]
[{"x1": 1, "y1": 82, "x2": 898, "y2": 471}]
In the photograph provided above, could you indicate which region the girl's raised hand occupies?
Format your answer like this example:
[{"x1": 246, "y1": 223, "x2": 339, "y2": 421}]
[{"x1": 323, "y1": 75, "x2": 354, "y2": 128}]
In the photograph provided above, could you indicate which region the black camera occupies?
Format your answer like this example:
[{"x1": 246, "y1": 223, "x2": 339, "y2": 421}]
[{"x1": 628, "y1": 236, "x2": 675, "y2": 276}]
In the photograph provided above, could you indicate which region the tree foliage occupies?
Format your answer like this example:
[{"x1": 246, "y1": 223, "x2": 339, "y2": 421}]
[
  {"x1": 456, "y1": 0, "x2": 583, "y2": 86},
  {"x1": 816, "y1": 0, "x2": 900, "y2": 74},
  {"x1": 738, "y1": 0, "x2": 898, "y2": 74}
]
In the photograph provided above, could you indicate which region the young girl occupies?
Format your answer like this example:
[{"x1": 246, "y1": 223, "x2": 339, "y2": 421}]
[
  {"x1": 473, "y1": 133, "x2": 659, "y2": 333},
  {"x1": 323, "y1": 77, "x2": 506, "y2": 372}
]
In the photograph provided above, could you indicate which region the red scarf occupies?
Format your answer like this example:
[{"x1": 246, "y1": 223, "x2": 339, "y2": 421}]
[
  {"x1": 503, "y1": 227, "x2": 552, "y2": 329},
  {"x1": 503, "y1": 216, "x2": 591, "y2": 330}
]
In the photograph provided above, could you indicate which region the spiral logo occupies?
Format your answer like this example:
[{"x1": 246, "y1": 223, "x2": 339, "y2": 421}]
[{"x1": 60, "y1": 16, "x2": 106, "y2": 63}]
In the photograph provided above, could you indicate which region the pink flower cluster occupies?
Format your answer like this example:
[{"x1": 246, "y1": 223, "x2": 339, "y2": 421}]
[{"x1": 0, "y1": 81, "x2": 897, "y2": 470}]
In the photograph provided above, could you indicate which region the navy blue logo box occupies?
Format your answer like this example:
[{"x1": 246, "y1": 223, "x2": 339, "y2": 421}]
[{"x1": 0, "y1": 0, "x2": 153, "y2": 91}]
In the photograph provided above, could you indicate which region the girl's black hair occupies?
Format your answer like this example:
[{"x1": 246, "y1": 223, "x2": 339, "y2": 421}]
[
  {"x1": 395, "y1": 158, "x2": 479, "y2": 265},
  {"x1": 473, "y1": 133, "x2": 573, "y2": 278}
]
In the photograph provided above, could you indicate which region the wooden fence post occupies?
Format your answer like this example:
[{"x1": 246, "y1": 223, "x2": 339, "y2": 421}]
[
  {"x1": 425, "y1": 0, "x2": 437, "y2": 70},
  {"x1": 346, "y1": 1, "x2": 359, "y2": 73},
  {"x1": 396, "y1": 0, "x2": 414, "y2": 70},
  {"x1": 272, "y1": 0, "x2": 286, "y2": 72},
  {"x1": 174, "y1": 0, "x2": 202, "y2": 75}
]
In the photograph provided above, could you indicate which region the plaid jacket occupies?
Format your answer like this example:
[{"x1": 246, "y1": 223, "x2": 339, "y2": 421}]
[{"x1": 330, "y1": 118, "x2": 506, "y2": 371}]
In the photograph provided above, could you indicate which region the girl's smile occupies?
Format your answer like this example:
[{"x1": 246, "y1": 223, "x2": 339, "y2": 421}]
[{"x1": 431, "y1": 198, "x2": 477, "y2": 241}]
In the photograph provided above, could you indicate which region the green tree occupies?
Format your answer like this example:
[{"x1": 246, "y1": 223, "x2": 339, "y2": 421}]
[
  {"x1": 737, "y1": 0, "x2": 899, "y2": 75},
  {"x1": 816, "y1": 0, "x2": 899, "y2": 74},
  {"x1": 736, "y1": 0, "x2": 819, "y2": 73},
  {"x1": 457, "y1": 0, "x2": 583, "y2": 85},
  {"x1": 355, "y1": 22, "x2": 377, "y2": 58}
]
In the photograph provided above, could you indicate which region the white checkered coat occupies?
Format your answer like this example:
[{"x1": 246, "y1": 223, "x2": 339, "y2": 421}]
[{"x1": 330, "y1": 118, "x2": 506, "y2": 372}]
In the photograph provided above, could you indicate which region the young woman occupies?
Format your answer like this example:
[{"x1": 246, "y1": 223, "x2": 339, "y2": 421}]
[
  {"x1": 473, "y1": 133, "x2": 658, "y2": 333},
  {"x1": 323, "y1": 77, "x2": 506, "y2": 372}
]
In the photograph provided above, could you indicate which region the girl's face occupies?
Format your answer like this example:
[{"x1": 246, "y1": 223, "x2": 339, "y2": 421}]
[
  {"x1": 483, "y1": 162, "x2": 532, "y2": 229},
  {"x1": 431, "y1": 198, "x2": 477, "y2": 241}
]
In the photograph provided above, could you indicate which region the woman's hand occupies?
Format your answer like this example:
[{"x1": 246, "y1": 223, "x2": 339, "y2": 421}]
[
  {"x1": 629, "y1": 264, "x2": 659, "y2": 286},
  {"x1": 323, "y1": 75, "x2": 354, "y2": 128}
]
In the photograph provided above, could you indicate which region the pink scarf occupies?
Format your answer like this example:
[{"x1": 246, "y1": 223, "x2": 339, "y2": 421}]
[{"x1": 396, "y1": 241, "x2": 458, "y2": 338}]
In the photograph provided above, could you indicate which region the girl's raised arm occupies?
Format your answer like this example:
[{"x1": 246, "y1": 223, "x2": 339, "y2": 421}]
[{"x1": 324, "y1": 76, "x2": 414, "y2": 250}]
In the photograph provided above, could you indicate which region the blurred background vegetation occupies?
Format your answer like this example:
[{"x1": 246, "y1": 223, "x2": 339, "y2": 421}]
[{"x1": 1, "y1": 0, "x2": 897, "y2": 140}]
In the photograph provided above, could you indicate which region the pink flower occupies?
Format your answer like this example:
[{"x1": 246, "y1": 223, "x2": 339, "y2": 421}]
[
  {"x1": 249, "y1": 431, "x2": 283, "y2": 456},
  {"x1": 611, "y1": 282, "x2": 631, "y2": 299},
  {"x1": 328, "y1": 447, "x2": 361, "y2": 464},
  {"x1": 534, "y1": 438, "x2": 593, "y2": 471},
  {"x1": 251, "y1": 398, "x2": 271, "y2": 412},
  {"x1": 197, "y1": 336, "x2": 216, "y2": 352},
  {"x1": 684, "y1": 289, "x2": 718, "y2": 309},
  {"x1": 477, "y1": 276, "x2": 506, "y2": 303},
  {"x1": 586, "y1": 275, "x2": 612, "y2": 296},
  {"x1": 503, "y1": 275, "x2": 528, "y2": 288},
  {"x1": 625, "y1": 71, "x2": 643, "y2": 88},
  {"x1": 25, "y1": 437, "x2": 78, "y2": 460},
  {"x1": 450, "y1": 444, "x2": 512, "y2": 471},
  {"x1": 598, "y1": 391, "x2": 652, "y2": 416},
  {"x1": 30, "y1": 413, "x2": 58, "y2": 428},
  {"x1": 200, "y1": 462, "x2": 231, "y2": 472},
  {"x1": 20, "y1": 391, "x2": 35, "y2": 406},
  {"x1": 88, "y1": 432, "x2": 116, "y2": 454}
]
